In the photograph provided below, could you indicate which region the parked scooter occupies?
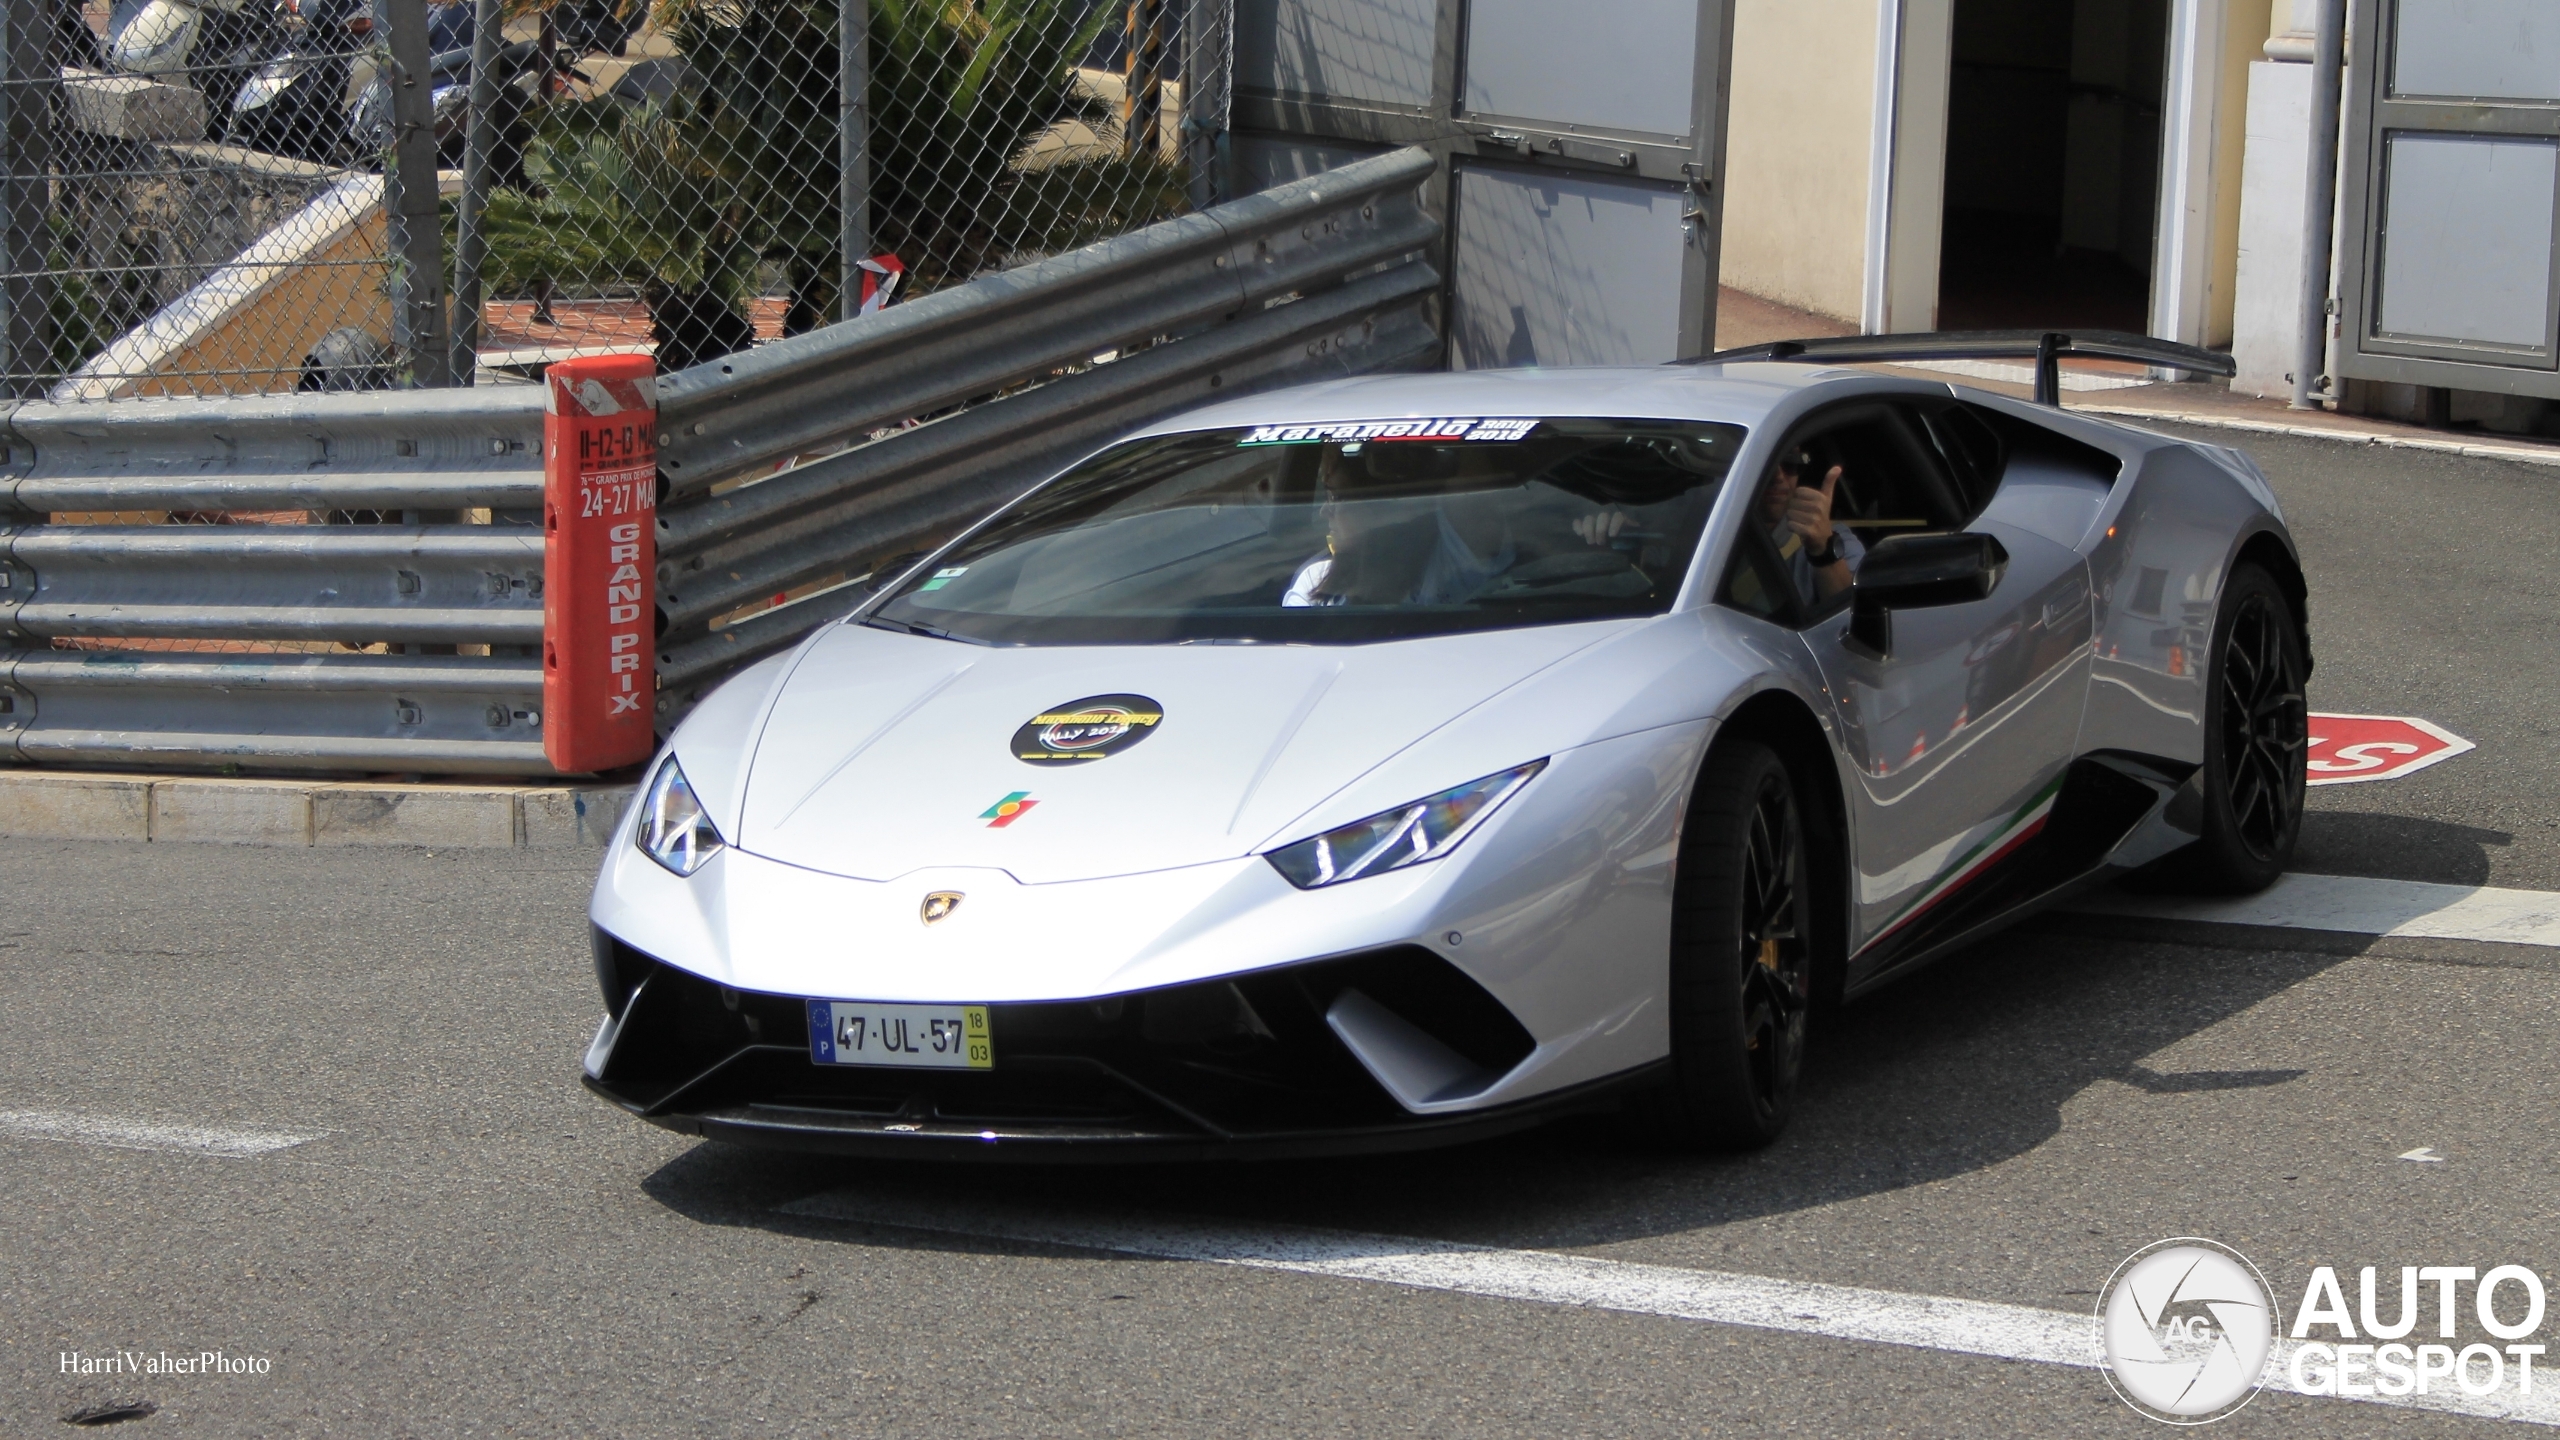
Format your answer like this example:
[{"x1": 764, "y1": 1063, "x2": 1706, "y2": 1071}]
[
  {"x1": 236, "y1": 32, "x2": 553, "y2": 181},
  {"x1": 108, "y1": 0, "x2": 290, "y2": 139},
  {"x1": 216, "y1": 0, "x2": 647, "y2": 176},
  {"x1": 341, "y1": 37, "x2": 557, "y2": 187},
  {"x1": 224, "y1": 0, "x2": 372, "y2": 162}
]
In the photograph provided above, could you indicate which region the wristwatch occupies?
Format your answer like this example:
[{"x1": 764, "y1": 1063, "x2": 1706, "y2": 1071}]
[{"x1": 1804, "y1": 535, "x2": 1842, "y2": 567}]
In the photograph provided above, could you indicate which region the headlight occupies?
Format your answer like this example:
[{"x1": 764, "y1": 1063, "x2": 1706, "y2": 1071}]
[
  {"x1": 233, "y1": 63, "x2": 301, "y2": 111},
  {"x1": 635, "y1": 756, "x2": 724, "y2": 876},
  {"x1": 1265, "y1": 760, "x2": 1545, "y2": 889}
]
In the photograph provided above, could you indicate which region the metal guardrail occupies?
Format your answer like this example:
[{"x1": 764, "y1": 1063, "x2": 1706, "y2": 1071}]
[
  {"x1": 0, "y1": 147, "x2": 1444, "y2": 775},
  {"x1": 1, "y1": 387, "x2": 545, "y2": 512},
  {"x1": 10, "y1": 526, "x2": 545, "y2": 645},
  {"x1": 652, "y1": 146, "x2": 1441, "y2": 712},
  {"x1": 7, "y1": 651, "x2": 548, "y2": 773}
]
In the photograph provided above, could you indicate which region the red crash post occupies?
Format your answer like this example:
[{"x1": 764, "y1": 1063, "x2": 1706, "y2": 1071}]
[{"x1": 542, "y1": 355, "x2": 658, "y2": 773}]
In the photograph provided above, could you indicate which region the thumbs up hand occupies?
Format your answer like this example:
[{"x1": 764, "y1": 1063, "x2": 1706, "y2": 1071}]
[{"x1": 1786, "y1": 464, "x2": 1842, "y2": 550}]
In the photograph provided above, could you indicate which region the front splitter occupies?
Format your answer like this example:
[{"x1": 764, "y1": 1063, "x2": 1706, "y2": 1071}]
[{"x1": 584, "y1": 1064, "x2": 1664, "y2": 1164}]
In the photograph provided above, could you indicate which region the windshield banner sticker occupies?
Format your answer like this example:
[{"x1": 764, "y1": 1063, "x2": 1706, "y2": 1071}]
[
  {"x1": 1238, "y1": 418, "x2": 1540, "y2": 446},
  {"x1": 1013, "y1": 695, "x2": 1165, "y2": 764}
]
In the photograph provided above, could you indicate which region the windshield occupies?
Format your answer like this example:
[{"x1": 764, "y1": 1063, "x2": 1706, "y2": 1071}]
[{"x1": 867, "y1": 416, "x2": 1746, "y2": 645}]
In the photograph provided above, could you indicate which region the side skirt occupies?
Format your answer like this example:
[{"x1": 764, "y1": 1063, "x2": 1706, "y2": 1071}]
[{"x1": 1842, "y1": 752, "x2": 2192, "y2": 998}]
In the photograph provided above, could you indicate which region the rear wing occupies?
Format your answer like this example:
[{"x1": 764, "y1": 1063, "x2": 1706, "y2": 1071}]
[{"x1": 1685, "y1": 329, "x2": 2236, "y2": 407}]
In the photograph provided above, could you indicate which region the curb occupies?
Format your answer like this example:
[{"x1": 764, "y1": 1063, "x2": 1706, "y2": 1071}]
[
  {"x1": 2077, "y1": 404, "x2": 2560, "y2": 468},
  {"x1": 0, "y1": 769, "x2": 633, "y2": 849}
]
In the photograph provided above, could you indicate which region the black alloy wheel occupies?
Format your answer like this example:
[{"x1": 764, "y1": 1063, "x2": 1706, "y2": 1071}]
[
  {"x1": 2221, "y1": 587, "x2": 2309, "y2": 862},
  {"x1": 1650, "y1": 738, "x2": 1813, "y2": 1151},
  {"x1": 2156, "y1": 562, "x2": 2308, "y2": 894}
]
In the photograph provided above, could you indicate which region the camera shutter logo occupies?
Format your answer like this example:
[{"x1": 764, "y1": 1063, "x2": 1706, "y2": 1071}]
[{"x1": 2097, "y1": 1238, "x2": 2279, "y2": 1424}]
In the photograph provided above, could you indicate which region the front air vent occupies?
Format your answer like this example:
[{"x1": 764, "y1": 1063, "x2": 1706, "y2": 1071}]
[{"x1": 1297, "y1": 945, "x2": 1536, "y2": 1076}]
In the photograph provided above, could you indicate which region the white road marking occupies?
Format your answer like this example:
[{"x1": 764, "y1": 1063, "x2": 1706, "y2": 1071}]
[
  {"x1": 783, "y1": 1194, "x2": 2560, "y2": 1426},
  {"x1": 0, "y1": 1108, "x2": 320, "y2": 1157},
  {"x1": 2401, "y1": 1147, "x2": 2447, "y2": 1163},
  {"x1": 2075, "y1": 873, "x2": 2560, "y2": 949}
]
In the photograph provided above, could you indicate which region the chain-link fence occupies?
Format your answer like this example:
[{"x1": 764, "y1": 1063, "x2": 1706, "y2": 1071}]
[
  {"x1": 0, "y1": 0, "x2": 385, "y2": 399},
  {"x1": 4, "y1": 0, "x2": 1230, "y2": 670},
  {"x1": 0, "y1": 0, "x2": 1232, "y2": 401}
]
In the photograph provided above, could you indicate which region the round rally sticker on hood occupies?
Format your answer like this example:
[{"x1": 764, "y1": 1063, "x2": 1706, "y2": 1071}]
[{"x1": 1013, "y1": 694, "x2": 1163, "y2": 763}]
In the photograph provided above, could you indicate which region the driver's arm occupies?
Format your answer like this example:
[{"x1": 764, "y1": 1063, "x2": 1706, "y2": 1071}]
[
  {"x1": 1789, "y1": 466, "x2": 1853, "y2": 601},
  {"x1": 1810, "y1": 552, "x2": 1852, "y2": 603}
]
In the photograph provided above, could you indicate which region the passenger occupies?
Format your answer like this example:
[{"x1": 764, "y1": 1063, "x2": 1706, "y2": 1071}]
[
  {"x1": 1280, "y1": 496, "x2": 1395, "y2": 606},
  {"x1": 1764, "y1": 450, "x2": 1860, "y2": 603}
]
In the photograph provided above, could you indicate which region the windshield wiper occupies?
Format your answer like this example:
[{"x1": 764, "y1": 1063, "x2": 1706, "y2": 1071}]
[{"x1": 860, "y1": 615, "x2": 991, "y2": 646}]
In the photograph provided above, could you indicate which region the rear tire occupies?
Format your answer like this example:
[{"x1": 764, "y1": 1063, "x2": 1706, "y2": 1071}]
[
  {"x1": 2152, "y1": 562, "x2": 2308, "y2": 894},
  {"x1": 1648, "y1": 739, "x2": 1813, "y2": 1151}
]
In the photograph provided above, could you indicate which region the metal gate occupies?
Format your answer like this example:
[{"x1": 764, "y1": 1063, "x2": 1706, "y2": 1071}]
[
  {"x1": 2335, "y1": 0, "x2": 2560, "y2": 397},
  {"x1": 1226, "y1": 0, "x2": 1735, "y2": 368}
]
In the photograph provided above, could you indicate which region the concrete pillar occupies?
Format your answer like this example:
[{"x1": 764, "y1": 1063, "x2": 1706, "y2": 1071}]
[{"x1": 2228, "y1": 3, "x2": 2324, "y2": 397}]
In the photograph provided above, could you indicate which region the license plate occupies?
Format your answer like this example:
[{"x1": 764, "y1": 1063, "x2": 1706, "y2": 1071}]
[{"x1": 805, "y1": 1000, "x2": 992, "y2": 1070}]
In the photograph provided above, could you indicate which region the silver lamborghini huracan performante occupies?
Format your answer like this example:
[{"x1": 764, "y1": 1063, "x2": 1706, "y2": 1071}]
[{"x1": 583, "y1": 333, "x2": 2310, "y2": 1159}]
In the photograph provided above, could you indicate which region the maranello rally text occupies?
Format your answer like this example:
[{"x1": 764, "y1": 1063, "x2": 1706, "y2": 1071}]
[{"x1": 2290, "y1": 1265, "x2": 2548, "y2": 1397}]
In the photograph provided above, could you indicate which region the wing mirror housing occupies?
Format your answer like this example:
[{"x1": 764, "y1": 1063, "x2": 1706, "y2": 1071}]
[{"x1": 1846, "y1": 531, "x2": 2009, "y2": 657}]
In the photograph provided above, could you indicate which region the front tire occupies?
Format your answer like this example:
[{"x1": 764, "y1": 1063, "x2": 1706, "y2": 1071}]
[
  {"x1": 2155, "y1": 562, "x2": 2308, "y2": 893},
  {"x1": 1651, "y1": 739, "x2": 1813, "y2": 1151}
]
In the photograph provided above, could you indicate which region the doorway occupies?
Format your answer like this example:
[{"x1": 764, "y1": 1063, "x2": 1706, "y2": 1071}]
[{"x1": 1935, "y1": 0, "x2": 2169, "y2": 331}]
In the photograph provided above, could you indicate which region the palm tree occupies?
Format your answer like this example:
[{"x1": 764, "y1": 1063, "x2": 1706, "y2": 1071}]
[{"x1": 630, "y1": 0, "x2": 1170, "y2": 324}]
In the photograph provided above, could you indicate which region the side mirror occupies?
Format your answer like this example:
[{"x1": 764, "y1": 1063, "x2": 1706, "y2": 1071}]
[{"x1": 1846, "y1": 532, "x2": 2009, "y2": 657}]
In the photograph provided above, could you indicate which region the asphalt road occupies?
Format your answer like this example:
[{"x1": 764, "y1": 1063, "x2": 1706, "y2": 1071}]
[
  {"x1": 3, "y1": 416, "x2": 2555, "y2": 1437},
  {"x1": 2213, "y1": 422, "x2": 2560, "y2": 891}
]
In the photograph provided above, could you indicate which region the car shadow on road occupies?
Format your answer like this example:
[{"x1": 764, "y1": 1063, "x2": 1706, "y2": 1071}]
[
  {"x1": 2292, "y1": 809, "x2": 2514, "y2": 887},
  {"x1": 637, "y1": 917, "x2": 2372, "y2": 1253}
]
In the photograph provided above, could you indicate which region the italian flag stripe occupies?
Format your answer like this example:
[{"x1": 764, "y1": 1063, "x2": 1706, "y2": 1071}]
[{"x1": 1857, "y1": 775, "x2": 2068, "y2": 955}]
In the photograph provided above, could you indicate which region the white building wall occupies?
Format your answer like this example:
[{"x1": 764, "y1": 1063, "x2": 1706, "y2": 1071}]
[{"x1": 1719, "y1": 0, "x2": 1880, "y2": 325}]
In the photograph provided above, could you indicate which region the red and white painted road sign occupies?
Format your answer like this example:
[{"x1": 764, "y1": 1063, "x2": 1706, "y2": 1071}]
[{"x1": 2304, "y1": 713, "x2": 2474, "y2": 786}]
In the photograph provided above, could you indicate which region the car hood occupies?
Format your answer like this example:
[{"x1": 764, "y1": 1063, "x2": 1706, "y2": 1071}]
[{"x1": 731, "y1": 620, "x2": 1630, "y2": 884}]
